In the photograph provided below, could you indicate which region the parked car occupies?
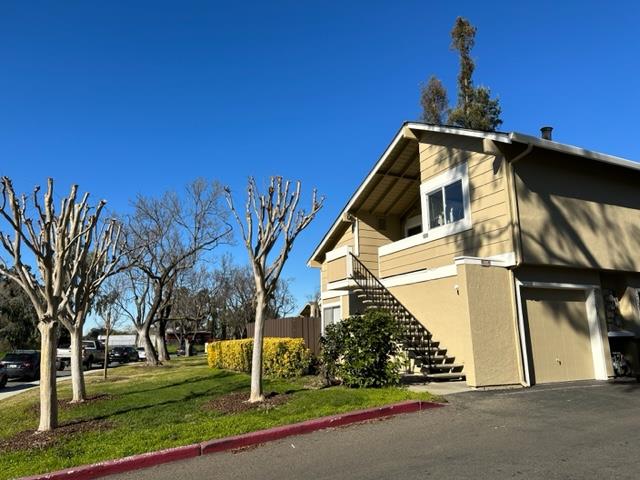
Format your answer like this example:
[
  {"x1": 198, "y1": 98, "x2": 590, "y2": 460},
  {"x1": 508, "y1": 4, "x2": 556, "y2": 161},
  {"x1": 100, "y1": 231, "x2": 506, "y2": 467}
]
[
  {"x1": 136, "y1": 347, "x2": 146, "y2": 360},
  {"x1": 124, "y1": 346, "x2": 140, "y2": 361},
  {"x1": 0, "y1": 351, "x2": 40, "y2": 381},
  {"x1": 108, "y1": 346, "x2": 138, "y2": 363},
  {"x1": 57, "y1": 340, "x2": 106, "y2": 370},
  {"x1": 0, "y1": 363, "x2": 7, "y2": 388}
]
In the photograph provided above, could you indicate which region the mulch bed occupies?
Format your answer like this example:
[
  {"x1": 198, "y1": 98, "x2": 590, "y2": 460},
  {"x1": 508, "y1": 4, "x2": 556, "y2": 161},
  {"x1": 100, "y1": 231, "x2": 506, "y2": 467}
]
[
  {"x1": 202, "y1": 391, "x2": 291, "y2": 415},
  {"x1": 0, "y1": 419, "x2": 113, "y2": 453}
]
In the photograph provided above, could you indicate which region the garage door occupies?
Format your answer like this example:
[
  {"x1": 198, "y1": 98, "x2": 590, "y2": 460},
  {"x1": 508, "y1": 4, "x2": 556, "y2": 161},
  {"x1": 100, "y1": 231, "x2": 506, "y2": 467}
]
[{"x1": 522, "y1": 288, "x2": 594, "y2": 384}]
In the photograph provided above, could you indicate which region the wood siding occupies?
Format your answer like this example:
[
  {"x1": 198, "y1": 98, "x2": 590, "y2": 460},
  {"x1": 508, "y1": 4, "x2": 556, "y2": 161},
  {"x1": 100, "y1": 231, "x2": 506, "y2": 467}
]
[
  {"x1": 320, "y1": 262, "x2": 328, "y2": 292},
  {"x1": 380, "y1": 135, "x2": 513, "y2": 278},
  {"x1": 334, "y1": 225, "x2": 354, "y2": 249},
  {"x1": 356, "y1": 213, "x2": 401, "y2": 276},
  {"x1": 326, "y1": 256, "x2": 348, "y2": 283}
]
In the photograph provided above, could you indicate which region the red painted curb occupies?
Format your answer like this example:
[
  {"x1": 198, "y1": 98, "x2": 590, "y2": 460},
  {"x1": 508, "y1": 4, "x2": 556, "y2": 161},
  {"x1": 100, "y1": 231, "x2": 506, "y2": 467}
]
[
  {"x1": 20, "y1": 400, "x2": 443, "y2": 480},
  {"x1": 200, "y1": 399, "x2": 443, "y2": 454},
  {"x1": 19, "y1": 443, "x2": 201, "y2": 480}
]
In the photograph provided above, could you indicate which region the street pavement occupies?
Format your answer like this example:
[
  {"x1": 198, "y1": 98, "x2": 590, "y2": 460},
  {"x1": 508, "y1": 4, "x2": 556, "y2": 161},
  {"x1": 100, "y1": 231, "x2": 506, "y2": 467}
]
[
  {"x1": 107, "y1": 379, "x2": 640, "y2": 480},
  {"x1": 0, "y1": 370, "x2": 71, "y2": 401},
  {"x1": 0, "y1": 364, "x2": 126, "y2": 401}
]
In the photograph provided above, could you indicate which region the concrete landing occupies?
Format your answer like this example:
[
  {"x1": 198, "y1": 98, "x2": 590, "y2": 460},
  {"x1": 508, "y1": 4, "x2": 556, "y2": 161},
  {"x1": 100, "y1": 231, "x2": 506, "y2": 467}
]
[{"x1": 408, "y1": 381, "x2": 474, "y2": 396}]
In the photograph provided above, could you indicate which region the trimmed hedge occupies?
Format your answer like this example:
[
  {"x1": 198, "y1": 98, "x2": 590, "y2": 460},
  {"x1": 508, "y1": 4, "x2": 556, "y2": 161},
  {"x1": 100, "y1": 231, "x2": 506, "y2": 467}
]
[{"x1": 207, "y1": 337, "x2": 311, "y2": 377}]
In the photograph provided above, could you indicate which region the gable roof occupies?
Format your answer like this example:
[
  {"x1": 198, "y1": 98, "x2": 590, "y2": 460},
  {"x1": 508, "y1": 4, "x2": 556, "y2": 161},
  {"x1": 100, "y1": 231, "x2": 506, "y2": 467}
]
[{"x1": 308, "y1": 121, "x2": 640, "y2": 266}]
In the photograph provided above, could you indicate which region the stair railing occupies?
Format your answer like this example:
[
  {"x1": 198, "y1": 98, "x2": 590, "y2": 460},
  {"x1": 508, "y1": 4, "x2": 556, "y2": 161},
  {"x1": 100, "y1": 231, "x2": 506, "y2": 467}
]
[{"x1": 348, "y1": 252, "x2": 433, "y2": 371}]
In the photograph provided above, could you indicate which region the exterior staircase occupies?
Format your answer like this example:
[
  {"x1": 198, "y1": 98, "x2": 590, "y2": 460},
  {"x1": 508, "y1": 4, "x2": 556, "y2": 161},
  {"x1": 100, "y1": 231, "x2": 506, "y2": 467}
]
[{"x1": 349, "y1": 252, "x2": 465, "y2": 382}]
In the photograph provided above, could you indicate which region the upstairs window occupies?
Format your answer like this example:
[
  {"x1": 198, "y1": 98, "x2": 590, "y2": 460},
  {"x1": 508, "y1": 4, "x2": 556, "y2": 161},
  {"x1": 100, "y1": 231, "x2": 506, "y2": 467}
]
[
  {"x1": 427, "y1": 179, "x2": 465, "y2": 228},
  {"x1": 420, "y1": 162, "x2": 471, "y2": 240}
]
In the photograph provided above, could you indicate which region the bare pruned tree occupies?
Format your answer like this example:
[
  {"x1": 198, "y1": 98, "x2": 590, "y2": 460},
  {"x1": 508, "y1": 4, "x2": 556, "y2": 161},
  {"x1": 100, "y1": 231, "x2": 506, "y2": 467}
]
[
  {"x1": 225, "y1": 176, "x2": 323, "y2": 402},
  {"x1": 170, "y1": 266, "x2": 215, "y2": 353},
  {"x1": 115, "y1": 268, "x2": 156, "y2": 356},
  {"x1": 269, "y1": 277, "x2": 295, "y2": 319},
  {"x1": 94, "y1": 276, "x2": 125, "y2": 380},
  {"x1": 212, "y1": 257, "x2": 255, "y2": 339},
  {"x1": 0, "y1": 177, "x2": 113, "y2": 431},
  {"x1": 122, "y1": 179, "x2": 231, "y2": 366},
  {"x1": 59, "y1": 218, "x2": 122, "y2": 403}
]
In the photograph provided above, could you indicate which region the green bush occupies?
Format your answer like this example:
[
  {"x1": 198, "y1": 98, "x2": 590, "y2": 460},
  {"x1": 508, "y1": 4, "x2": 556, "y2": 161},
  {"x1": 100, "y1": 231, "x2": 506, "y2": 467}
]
[
  {"x1": 207, "y1": 337, "x2": 311, "y2": 377},
  {"x1": 320, "y1": 310, "x2": 402, "y2": 388}
]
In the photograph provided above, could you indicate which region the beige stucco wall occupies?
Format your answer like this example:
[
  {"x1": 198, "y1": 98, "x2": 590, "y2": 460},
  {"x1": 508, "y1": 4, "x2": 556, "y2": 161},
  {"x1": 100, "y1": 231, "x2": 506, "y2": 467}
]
[
  {"x1": 389, "y1": 275, "x2": 473, "y2": 374},
  {"x1": 515, "y1": 150, "x2": 640, "y2": 272},
  {"x1": 458, "y1": 264, "x2": 522, "y2": 387},
  {"x1": 379, "y1": 133, "x2": 514, "y2": 278}
]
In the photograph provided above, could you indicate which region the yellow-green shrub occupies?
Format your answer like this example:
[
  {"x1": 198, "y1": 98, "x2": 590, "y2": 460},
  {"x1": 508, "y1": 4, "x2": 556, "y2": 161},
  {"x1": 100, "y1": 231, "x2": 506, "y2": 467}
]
[{"x1": 207, "y1": 337, "x2": 311, "y2": 377}]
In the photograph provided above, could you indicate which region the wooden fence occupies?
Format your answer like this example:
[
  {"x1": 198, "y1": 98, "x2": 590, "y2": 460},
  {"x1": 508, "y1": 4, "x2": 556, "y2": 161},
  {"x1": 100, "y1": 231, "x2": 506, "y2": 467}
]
[{"x1": 247, "y1": 316, "x2": 322, "y2": 355}]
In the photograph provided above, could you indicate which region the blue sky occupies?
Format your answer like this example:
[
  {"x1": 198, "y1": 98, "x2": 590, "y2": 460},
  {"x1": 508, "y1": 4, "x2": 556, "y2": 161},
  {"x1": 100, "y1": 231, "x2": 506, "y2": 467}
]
[{"x1": 1, "y1": 1, "x2": 639, "y2": 315}]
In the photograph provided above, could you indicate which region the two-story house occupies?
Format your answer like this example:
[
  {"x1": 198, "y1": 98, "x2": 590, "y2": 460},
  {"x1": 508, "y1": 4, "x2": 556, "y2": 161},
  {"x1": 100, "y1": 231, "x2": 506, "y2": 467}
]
[{"x1": 308, "y1": 122, "x2": 640, "y2": 388}]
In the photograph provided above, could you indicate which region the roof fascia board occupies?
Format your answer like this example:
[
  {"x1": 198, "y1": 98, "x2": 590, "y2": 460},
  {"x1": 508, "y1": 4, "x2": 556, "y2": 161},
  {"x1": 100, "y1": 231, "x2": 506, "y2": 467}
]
[
  {"x1": 405, "y1": 122, "x2": 513, "y2": 144},
  {"x1": 509, "y1": 132, "x2": 640, "y2": 172},
  {"x1": 307, "y1": 124, "x2": 408, "y2": 266}
]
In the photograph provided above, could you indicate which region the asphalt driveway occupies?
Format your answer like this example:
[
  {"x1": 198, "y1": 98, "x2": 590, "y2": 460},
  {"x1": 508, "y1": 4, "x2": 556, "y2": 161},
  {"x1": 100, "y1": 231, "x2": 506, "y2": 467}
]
[{"x1": 107, "y1": 379, "x2": 640, "y2": 480}]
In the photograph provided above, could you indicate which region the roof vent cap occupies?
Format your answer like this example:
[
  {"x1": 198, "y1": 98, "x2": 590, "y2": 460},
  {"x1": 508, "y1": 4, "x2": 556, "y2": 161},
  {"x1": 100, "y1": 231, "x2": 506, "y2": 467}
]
[{"x1": 540, "y1": 126, "x2": 553, "y2": 141}]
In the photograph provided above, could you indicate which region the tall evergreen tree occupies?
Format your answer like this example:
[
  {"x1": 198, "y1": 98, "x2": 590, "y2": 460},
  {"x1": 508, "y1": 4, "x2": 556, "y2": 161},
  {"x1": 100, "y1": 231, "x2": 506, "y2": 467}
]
[
  {"x1": 447, "y1": 17, "x2": 502, "y2": 131},
  {"x1": 420, "y1": 76, "x2": 449, "y2": 124},
  {"x1": 419, "y1": 17, "x2": 502, "y2": 130}
]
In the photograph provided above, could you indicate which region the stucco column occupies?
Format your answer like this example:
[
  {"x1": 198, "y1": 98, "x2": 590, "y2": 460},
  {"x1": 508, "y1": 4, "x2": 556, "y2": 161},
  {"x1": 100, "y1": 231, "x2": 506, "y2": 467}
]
[{"x1": 457, "y1": 263, "x2": 522, "y2": 387}]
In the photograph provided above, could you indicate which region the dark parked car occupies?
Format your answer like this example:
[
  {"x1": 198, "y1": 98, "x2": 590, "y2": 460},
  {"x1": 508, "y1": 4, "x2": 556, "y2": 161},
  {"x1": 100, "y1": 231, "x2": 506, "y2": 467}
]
[
  {"x1": 108, "y1": 346, "x2": 137, "y2": 363},
  {"x1": 124, "y1": 346, "x2": 140, "y2": 361},
  {"x1": 0, "y1": 363, "x2": 7, "y2": 388},
  {"x1": 0, "y1": 351, "x2": 40, "y2": 380}
]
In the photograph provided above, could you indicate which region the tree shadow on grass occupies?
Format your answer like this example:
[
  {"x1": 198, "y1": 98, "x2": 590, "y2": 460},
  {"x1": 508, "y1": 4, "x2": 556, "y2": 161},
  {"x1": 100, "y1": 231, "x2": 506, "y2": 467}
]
[
  {"x1": 120, "y1": 371, "x2": 238, "y2": 397},
  {"x1": 72, "y1": 381, "x2": 308, "y2": 426}
]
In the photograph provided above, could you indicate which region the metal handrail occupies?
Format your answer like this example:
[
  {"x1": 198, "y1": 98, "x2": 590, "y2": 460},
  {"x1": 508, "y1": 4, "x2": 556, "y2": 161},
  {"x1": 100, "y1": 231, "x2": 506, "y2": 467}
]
[{"x1": 348, "y1": 252, "x2": 433, "y2": 371}]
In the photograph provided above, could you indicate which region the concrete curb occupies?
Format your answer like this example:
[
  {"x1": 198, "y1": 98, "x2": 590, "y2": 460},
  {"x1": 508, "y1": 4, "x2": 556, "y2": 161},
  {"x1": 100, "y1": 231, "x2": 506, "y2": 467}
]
[
  {"x1": 20, "y1": 399, "x2": 444, "y2": 480},
  {"x1": 20, "y1": 444, "x2": 202, "y2": 480}
]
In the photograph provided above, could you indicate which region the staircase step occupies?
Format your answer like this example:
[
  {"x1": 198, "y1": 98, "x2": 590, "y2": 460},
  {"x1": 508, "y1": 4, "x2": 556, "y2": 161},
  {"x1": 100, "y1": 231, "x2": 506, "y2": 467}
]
[
  {"x1": 424, "y1": 372, "x2": 466, "y2": 381},
  {"x1": 427, "y1": 363, "x2": 464, "y2": 371}
]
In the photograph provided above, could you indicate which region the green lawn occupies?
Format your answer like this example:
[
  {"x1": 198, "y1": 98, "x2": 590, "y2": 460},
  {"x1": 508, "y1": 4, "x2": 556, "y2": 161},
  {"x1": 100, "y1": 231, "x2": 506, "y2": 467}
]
[{"x1": 0, "y1": 357, "x2": 433, "y2": 479}]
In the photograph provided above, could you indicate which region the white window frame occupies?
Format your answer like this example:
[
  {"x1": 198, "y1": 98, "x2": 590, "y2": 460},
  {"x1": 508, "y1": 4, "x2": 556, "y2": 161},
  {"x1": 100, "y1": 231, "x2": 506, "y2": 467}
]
[
  {"x1": 419, "y1": 162, "x2": 472, "y2": 243},
  {"x1": 321, "y1": 301, "x2": 342, "y2": 335},
  {"x1": 403, "y1": 214, "x2": 422, "y2": 238}
]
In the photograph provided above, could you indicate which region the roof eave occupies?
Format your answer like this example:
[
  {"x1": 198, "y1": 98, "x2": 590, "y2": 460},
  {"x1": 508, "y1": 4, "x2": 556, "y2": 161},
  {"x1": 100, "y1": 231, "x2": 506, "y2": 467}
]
[
  {"x1": 509, "y1": 132, "x2": 640, "y2": 172},
  {"x1": 306, "y1": 122, "x2": 514, "y2": 266}
]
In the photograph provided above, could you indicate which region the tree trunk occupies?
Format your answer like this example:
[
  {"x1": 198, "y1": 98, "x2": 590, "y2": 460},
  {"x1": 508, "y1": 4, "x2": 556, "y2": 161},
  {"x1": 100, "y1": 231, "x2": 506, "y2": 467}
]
[
  {"x1": 157, "y1": 318, "x2": 170, "y2": 362},
  {"x1": 249, "y1": 292, "x2": 267, "y2": 403},
  {"x1": 140, "y1": 322, "x2": 160, "y2": 366},
  {"x1": 221, "y1": 318, "x2": 227, "y2": 340},
  {"x1": 37, "y1": 321, "x2": 58, "y2": 431},
  {"x1": 69, "y1": 327, "x2": 87, "y2": 403},
  {"x1": 103, "y1": 327, "x2": 110, "y2": 380}
]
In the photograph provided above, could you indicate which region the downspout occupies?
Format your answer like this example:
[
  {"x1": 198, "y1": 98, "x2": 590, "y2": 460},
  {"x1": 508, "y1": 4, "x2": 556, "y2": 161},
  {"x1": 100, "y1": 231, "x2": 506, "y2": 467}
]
[
  {"x1": 505, "y1": 143, "x2": 533, "y2": 387},
  {"x1": 507, "y1": 143, "x2": 533, "y2": 267}
]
